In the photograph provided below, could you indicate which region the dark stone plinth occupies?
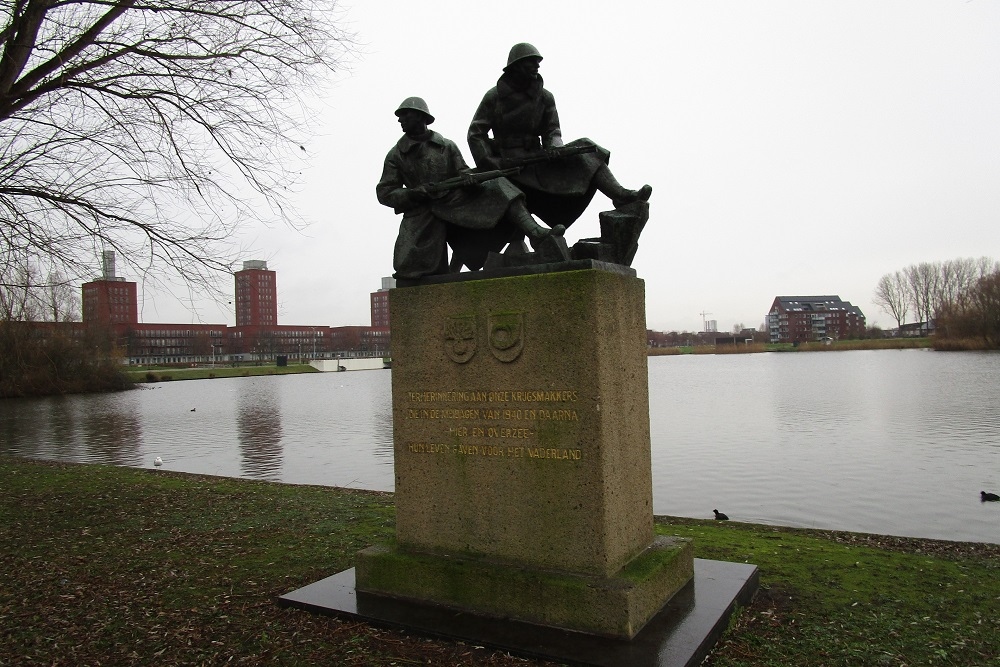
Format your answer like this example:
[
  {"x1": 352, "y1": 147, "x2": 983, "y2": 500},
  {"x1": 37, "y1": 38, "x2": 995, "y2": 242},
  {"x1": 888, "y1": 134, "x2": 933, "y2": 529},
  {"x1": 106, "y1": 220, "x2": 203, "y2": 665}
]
[
  {"x1": 394, "y1": 258, "x2": 635, "y2": 288},
  {"x1": 278, "y1": 558, "x2": 759, "y2": 667}
]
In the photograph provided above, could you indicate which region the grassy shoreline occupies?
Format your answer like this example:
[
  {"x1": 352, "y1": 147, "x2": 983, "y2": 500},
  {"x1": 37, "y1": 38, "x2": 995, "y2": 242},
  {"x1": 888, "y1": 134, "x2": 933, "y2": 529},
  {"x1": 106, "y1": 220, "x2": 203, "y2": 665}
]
[
  {"x1": 71, "y1": 339, "x2": 987, "y2": 388},
  {"x1": 649, "y1": 338, "x2": 936, "y2": 355},
  {"x1": 125, "y1": 363, "x2": 321, "y2": 383},
  {"x1": 2, "y1": 457, "x2": 997, "y2": 666},
  {"x1": 125, "y1": 338, "x2": 945, "y2": 384}
]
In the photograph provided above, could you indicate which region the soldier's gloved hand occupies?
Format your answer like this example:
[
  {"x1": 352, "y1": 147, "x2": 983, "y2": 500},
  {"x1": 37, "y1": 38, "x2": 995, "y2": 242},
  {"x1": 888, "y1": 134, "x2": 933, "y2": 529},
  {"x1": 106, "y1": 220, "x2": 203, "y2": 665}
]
[{"x1": 406, "y1": 188, "x2": 430, "y2": 204}]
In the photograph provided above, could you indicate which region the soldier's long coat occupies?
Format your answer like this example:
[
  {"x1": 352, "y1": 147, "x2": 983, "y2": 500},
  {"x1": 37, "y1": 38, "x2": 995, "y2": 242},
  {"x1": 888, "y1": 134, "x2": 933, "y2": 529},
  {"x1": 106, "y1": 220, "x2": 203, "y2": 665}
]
[
  {"x1": 468, "y1": 74, "x2": 610, "y2": 227},
  {"x1": 377, "y1": 131, "x2": 525, "y2": 277}
]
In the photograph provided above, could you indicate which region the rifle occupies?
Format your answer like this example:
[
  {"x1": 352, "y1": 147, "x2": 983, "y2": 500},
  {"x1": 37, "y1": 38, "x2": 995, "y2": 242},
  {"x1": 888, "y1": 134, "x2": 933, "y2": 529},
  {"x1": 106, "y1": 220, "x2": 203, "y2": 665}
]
[
  {"x1": 415, "y1": 166, "x2": 523, "y2": 195},
  {"x1": 503, "y1": 143, "x2": 597, "y2": 167}
]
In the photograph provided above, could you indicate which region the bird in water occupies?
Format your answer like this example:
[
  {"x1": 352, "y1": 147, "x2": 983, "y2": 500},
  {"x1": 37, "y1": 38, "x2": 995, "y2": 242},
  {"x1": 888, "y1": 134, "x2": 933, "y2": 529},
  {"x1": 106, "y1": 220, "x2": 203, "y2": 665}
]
[
  {"x1": 713, "y1": 509, "x2": 729, "y2": 520},
  {"x1": 981, "y1": 491, "x2": 1000, "y2": 502},
  {"x1": 153, "y1": 457, "x2": 163, "y2": 468}
]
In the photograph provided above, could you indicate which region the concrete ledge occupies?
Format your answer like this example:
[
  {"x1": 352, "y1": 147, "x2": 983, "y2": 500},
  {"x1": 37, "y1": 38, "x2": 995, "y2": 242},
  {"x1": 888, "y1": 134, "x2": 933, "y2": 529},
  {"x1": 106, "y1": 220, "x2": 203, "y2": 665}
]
[
  {"x1": 309, "y1": 358, "x2": 388, "y2": 372},
  {"x1": 355, "y1": 535, "x2": 693, "y2": 639},
  {"x1": 278, "y1": 558, "x2": 759, "y2": 667}
]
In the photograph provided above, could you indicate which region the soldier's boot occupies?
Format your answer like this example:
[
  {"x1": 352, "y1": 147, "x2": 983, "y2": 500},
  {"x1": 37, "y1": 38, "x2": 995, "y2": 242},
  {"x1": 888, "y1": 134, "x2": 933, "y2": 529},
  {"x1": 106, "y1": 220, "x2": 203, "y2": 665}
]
[
  {"x1": 507, "y1": 203, "x2": 565, "y2": 249},
  {"x1": 593, "y1": 164, "x2": 652, "y2": 209}
]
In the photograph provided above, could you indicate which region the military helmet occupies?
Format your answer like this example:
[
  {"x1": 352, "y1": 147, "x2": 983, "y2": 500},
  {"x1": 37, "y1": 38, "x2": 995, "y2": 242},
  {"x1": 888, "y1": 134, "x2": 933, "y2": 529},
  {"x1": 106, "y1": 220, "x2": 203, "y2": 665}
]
[
  {"x1": 505, "y1": 42, "x2": 543, "y2": 69},
  {"x1": 394, "y1": 96, "x2": 434, "y2": 124}
]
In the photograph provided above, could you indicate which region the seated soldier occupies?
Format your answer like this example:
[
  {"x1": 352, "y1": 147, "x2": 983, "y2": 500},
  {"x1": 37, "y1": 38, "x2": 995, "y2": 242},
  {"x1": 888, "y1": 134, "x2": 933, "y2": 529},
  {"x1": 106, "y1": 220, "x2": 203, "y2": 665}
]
[
  {"x1": 468, "y1": 43, "x2": 651, "y2": 229},
  {"x1": 377, "y1": 97, "x2": 563, "y2": 278}
]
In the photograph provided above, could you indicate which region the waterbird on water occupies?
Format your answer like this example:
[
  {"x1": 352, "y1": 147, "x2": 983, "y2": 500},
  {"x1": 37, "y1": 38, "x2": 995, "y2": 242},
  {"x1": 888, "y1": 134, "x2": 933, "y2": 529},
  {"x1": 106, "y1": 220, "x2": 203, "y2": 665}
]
[
  {"x1": 713, "y1": 509, "x2": 729, "y2": 520},
  {"x1": 153, "y1": 457, "x2": 163, "y2": 468},
  {"x1": 982, "y1": 491, "x2": 1000, "y2": 502}
]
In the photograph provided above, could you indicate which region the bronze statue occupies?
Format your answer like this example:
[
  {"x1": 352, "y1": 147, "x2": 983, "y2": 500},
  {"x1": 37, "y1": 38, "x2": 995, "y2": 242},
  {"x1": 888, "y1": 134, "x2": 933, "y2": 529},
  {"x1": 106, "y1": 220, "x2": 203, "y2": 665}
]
[
  {"x1": 377, "y1": 97, "x2": 565, "y2": 279},
  {"x1": 468, "y1": 43, "x2": 652, "y2": 229}
]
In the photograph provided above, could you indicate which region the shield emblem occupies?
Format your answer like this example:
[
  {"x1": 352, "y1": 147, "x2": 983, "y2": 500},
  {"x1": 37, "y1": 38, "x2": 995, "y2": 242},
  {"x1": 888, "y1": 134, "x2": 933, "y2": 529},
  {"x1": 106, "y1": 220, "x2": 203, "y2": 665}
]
[
  {"x1": 488, "y1": 312, "x2": 524, "y2": 362},
  {"x1": 444, "y1": 315, "x2": 476, "y2": 363}
]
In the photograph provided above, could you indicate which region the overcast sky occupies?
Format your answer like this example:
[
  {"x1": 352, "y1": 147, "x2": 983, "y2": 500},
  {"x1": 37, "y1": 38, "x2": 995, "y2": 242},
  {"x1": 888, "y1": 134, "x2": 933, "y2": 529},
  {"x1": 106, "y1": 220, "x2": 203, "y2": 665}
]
[{"x1": 135, "y1": 0, "x2": 1000, "y2": 334}]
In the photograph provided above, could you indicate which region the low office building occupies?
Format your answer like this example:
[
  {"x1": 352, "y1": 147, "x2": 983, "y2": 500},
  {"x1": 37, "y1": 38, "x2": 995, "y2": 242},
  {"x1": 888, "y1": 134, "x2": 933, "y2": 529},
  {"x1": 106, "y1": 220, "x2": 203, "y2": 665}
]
[{"x1": 79, "y1": 257, "x2": 391, "y2": 365}]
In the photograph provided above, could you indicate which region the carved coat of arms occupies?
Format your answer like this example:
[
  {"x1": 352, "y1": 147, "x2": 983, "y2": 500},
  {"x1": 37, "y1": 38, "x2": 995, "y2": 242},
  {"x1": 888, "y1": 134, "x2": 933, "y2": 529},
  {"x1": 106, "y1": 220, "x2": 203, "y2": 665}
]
[
  {"x1": 488, "y1": 312, "x2": 523, "y2": 362},
  {"x1": 444, "y1": 315, "x2": 476, "y2": 363}
]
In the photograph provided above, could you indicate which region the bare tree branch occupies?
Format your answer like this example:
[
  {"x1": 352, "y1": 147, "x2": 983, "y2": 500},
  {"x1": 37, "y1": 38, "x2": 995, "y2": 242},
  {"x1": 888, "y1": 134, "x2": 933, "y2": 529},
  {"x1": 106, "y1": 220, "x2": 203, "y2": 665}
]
[
  {"x1": 873, "y1": 270, "x2": 908, "y2": 329},
  {"x1": 0, "y1": 0, "x2": 355, "y2": 309}
]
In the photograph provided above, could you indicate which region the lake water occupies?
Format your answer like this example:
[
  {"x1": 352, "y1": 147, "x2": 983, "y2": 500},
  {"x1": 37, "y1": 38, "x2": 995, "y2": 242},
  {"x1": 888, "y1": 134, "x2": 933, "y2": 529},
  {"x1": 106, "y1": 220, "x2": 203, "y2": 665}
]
[{"x1": 2, "y1": 349, "x2": 998, "y2": 544}]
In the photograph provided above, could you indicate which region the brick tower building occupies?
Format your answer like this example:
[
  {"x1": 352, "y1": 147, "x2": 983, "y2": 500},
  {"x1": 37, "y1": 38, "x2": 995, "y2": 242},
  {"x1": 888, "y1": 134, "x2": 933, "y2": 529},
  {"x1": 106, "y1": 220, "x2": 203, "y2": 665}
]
[{"x1": 235, "y1": 260, "x2": 277, "y2": 327}]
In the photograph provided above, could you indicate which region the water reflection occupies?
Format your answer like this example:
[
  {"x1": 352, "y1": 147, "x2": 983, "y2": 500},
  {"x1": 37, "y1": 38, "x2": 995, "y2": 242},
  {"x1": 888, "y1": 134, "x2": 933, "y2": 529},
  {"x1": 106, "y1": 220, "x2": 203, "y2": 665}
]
[
  {"x1": 370, "y1": 381, "x2": 394, "y2": 462},
  {"x1": 2, "y1": 398, "x2": 46, "y2": 459},
  {"x1": 236, "y1": 380, "x2": 284, "y2": 480},
  {"x1": 44, "y1": 397, "x2": 81, "y2": 459},
  {"x1": 80, "y1": 394, "x2": 143, "y2": 466}
]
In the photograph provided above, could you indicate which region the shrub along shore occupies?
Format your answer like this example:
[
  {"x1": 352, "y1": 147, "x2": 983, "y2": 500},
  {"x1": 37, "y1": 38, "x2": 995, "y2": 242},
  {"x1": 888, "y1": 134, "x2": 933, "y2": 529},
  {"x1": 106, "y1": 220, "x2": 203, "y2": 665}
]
[{"x1": 1, "y1": 457, "x2": 997, "y2": 666}]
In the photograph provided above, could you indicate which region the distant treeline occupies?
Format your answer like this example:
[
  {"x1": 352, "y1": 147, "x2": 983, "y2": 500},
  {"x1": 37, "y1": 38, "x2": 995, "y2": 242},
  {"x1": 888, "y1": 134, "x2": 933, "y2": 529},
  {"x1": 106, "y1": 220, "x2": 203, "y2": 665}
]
[{"x1": 875, "y1": 257, "x2": 1000, "y2": 349}]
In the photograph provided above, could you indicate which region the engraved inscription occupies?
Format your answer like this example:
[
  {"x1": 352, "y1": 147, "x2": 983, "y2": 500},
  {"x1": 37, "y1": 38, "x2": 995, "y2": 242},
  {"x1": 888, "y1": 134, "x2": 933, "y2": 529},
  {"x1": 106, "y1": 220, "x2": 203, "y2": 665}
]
[
  {"x1": 407, "y1": 390, "x2": 578, "y2": 402},
  {"x1": 402, "y1": 388, "x2": 583, "y2": 462},
  {"x1": 406, "y1": 442, "x2": 583, "y2": 460}
]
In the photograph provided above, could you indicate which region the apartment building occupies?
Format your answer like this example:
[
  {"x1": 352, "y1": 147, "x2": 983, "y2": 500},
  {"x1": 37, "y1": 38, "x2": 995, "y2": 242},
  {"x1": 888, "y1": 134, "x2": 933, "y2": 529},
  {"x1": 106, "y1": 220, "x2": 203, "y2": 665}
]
[{"x1": 767, "y1": 295, "x2": 866, "y2": 343}]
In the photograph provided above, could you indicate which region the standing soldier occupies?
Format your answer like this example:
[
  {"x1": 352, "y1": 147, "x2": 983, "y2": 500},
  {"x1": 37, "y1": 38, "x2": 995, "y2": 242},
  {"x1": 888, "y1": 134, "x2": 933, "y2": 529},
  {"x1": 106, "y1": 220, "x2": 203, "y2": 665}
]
[{"x1": 468, "y1": 43, "x2": 651, "y2": 229}]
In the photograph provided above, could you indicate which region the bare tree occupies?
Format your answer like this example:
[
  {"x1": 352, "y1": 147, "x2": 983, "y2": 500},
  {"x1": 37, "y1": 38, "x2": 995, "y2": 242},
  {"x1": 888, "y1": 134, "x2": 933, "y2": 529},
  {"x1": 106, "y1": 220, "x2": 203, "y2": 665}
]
[
  {"x1": 973, "y1": 256, "x2": 999, "y2": 280},
  {"x1": 0, "y1": 262, "x2": 43, "y2": 321},
  {"x1": 41, "y1": 269, "x2": 80, "y2": 321},
  {"x1": 935, "y1": 260, "x2": 958, "y2": 313},
  {"x1": 904, "y1": 262, "x2": 937, "y2": 332},
  {"x1": 909, "y1": 257, "x2": 999, "y2": 325},
  {"x1": 933, "y1": 258, "x2": 983, "y2": 315},
  {"x1": 1, "y1": 0, "x2": 354, "y2": 304},
  {"x1": 938, "y1": 268, "x2": 1000, "y2": 347},
  {"x1": 873, "y1": 270, "x2": 908, "y2": 330},
  {"x1": 969, "y1": 271, "x2": 1000, "y2": 347}
]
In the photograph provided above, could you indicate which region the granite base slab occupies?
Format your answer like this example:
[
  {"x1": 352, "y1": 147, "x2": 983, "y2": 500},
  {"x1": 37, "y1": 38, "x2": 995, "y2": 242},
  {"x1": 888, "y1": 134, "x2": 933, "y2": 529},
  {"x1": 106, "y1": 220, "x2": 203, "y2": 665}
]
[{"x1": 278, "y1": 558, "x2": 758, "y2": 667}]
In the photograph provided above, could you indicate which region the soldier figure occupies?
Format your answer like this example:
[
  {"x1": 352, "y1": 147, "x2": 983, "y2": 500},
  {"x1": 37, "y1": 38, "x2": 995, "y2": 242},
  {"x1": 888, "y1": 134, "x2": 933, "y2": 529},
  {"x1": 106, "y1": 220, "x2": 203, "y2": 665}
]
[
  {"x1": 468, "y1": 43, "x2": 652, "y2": 229},
  {"x1": 377, "y1": 97, "x2": 564, "y2": 279}
]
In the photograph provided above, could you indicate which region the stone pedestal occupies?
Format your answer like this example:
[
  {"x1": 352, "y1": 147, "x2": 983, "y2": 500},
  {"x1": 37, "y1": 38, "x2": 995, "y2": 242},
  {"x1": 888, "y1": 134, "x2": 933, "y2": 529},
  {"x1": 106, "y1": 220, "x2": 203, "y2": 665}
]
[{"x1": 355, "y1": 266, "x2": 693, "y2": 639}]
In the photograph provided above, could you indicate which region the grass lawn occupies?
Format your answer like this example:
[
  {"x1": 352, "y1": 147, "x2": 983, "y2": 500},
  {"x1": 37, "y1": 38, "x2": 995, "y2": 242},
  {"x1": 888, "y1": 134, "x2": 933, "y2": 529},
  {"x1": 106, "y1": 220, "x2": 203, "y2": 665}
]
[{"x1": 1, "y1": 457, "x2": 997, "y2": 666}]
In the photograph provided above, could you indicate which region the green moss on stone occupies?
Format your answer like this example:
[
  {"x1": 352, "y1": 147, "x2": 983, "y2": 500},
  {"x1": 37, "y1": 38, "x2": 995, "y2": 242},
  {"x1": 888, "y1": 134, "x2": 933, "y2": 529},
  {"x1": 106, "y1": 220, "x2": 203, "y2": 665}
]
[
  {"x1": 356, "y1": 536, "x2": 694, "y2": 639},
  {"x1": 621, "y1": 536, "x2": 693, "y2": 583}
]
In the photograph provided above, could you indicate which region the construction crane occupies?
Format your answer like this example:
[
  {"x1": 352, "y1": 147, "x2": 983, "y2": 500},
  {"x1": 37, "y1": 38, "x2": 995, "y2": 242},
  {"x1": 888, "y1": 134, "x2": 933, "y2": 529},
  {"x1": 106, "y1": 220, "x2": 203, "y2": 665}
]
[{"x1": 699, "y1": 311, "x2": 712, "y2": 333}]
